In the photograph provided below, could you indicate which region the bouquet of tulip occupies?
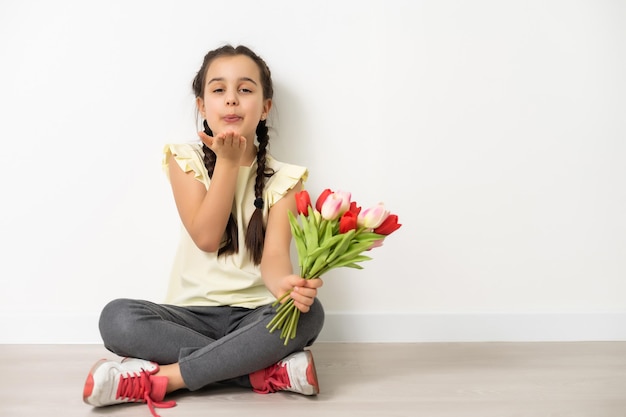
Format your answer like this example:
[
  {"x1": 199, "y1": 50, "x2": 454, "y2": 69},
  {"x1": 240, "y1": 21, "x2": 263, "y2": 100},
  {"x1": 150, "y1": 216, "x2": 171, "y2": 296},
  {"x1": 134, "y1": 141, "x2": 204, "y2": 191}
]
[{"x1": 267, "y1": 188, "x2": 402, "y2": 345}]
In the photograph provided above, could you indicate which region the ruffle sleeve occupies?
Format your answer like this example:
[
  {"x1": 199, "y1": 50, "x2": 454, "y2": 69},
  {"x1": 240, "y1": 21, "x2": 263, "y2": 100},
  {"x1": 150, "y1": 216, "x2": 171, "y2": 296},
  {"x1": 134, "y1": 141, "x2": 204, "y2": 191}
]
[
  {"x1": 265, "y1": 158, "x2": 308, "y2": 208},
  {"x1": 162, "y1": 143, "x2": 208, "y2": 186}
]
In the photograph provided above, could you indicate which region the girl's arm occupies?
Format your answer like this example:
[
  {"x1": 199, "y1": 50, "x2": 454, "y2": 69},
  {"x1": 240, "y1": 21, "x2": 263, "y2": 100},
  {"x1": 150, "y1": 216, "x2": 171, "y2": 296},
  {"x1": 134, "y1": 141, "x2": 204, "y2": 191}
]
[
  {"x1": 261, "y1": 181, "x2": 323, "y2": 313},
  {"x1": 168, "y1": 132, "x2": 246, "y2": 252}
]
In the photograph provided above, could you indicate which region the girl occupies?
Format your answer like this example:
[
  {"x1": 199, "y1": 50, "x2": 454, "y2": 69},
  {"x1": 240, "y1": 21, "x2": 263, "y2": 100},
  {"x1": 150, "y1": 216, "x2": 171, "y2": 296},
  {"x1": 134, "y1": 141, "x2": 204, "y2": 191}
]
[{"x1": 83, "y1": 45, "x2": 325, "y2": 417}]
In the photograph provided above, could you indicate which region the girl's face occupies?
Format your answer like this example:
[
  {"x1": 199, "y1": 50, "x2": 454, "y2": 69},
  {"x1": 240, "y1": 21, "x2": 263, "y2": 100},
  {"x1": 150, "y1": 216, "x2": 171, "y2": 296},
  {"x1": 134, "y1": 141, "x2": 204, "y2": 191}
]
[{"x1": 197, "y1": 55, "x2": 271, "y2": 141}]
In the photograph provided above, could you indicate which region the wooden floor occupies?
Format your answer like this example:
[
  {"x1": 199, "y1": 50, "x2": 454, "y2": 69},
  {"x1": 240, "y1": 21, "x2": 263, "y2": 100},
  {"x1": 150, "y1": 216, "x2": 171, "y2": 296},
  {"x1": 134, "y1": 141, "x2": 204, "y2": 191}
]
[{"x1": 1, "y1": 342, "x2": 625, "y2": 417}]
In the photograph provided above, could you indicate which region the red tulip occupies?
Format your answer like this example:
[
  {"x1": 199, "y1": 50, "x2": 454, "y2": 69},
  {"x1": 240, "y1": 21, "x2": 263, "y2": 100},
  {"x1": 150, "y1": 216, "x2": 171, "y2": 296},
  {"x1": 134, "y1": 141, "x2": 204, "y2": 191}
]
[
  {"x1": 373, "y1": 214, "x2": 402, "y2": 235},
  {"x1": 347, "y1": 201, "x2": 361, "y2": 216},
  {"x1": 295, "y1": 190, "x2": 312, "y2": 216},
  {"x1": 315, "y1": 188, "x2": 333, "y2": 212},
  {"x1": 339, "y1": 210, "x2": 358, "y2": 234}
]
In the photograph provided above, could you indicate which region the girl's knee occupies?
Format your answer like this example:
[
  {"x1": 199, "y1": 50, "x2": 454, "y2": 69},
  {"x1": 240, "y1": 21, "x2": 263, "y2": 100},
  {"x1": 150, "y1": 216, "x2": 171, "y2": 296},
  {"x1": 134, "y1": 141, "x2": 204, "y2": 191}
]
[
  {"x1": 309, "y1": 298, "x2": 324, "y2": 323},
  {"x1": 98, "y1": 298, "x2": 136, "y2": 347},
  {"x1": 100, "y1": 298, "x2": 132, "y2": 325}
]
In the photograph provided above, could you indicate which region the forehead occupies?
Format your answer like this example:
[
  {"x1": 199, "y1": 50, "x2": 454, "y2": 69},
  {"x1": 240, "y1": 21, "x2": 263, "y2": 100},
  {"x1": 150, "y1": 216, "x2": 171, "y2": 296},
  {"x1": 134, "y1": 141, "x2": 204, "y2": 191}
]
[{"x1": 205, "y1": 55, "x2": 261, "y2": 82}]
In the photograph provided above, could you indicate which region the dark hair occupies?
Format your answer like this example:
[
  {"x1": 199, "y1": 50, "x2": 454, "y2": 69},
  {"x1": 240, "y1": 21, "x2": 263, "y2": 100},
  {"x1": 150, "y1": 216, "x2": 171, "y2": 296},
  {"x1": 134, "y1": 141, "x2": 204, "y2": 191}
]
[{"x1": 192, "y1": 45, "x2": 274, "y2": 265}]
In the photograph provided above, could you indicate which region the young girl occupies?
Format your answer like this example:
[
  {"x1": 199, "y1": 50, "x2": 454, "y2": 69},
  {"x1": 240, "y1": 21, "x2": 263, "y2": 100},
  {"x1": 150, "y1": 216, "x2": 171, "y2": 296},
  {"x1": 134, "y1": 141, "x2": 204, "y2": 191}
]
[{"x1": 83, "y1": 45, "x2": 325, "y2": 417}]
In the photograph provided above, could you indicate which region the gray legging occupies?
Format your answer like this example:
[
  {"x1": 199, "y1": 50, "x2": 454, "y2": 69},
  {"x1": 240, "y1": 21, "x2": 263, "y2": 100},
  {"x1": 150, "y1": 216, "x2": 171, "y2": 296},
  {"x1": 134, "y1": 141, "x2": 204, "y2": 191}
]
[{"x1": 98, "y1": 298, "x2": 325, "y2": 391}]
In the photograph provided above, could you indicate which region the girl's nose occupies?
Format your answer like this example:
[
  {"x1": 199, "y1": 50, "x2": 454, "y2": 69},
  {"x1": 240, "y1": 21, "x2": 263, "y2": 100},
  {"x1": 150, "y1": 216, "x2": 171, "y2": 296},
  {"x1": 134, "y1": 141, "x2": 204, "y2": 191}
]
[{"x1": 226, "y1": 94, "x2": 238, "y2": 106}]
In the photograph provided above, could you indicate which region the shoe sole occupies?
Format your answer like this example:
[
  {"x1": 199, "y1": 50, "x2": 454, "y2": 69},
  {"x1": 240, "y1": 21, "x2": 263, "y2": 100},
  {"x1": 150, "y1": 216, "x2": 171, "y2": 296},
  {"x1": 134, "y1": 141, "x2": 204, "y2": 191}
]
[
  {"x1": 83, "y1": 358, "x2": 108, "y2": 404},
  {"x1": 305, "y1": 350, "x2": 320, "y2": 395}
]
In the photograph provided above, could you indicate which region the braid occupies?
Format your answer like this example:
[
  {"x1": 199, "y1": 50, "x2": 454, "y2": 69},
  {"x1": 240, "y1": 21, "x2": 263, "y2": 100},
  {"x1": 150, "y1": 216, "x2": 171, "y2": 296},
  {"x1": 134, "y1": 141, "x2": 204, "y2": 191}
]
[
  {"x1": 202, "y1": 122, "x2": 239, "y2": 257},
  {"x1": 255, "y1": 120, "x2": 275, "y2": 182},
  {"x1": 246, "y1": 120, "x2": 275, "y2": 265},
  {"x1": 192, "y1": 45, "x2": 275, "y2": 264}
]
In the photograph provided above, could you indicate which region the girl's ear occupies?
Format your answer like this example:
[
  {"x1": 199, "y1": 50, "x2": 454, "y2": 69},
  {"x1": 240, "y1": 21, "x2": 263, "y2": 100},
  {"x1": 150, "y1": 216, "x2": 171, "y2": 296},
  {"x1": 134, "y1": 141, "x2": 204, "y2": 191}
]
[
  {"x1": 196, "y1": 97, "x2": 206, "y2": 115},
  {"x1": 261, "y1": 98, "x2": 272, "y2": 121}
]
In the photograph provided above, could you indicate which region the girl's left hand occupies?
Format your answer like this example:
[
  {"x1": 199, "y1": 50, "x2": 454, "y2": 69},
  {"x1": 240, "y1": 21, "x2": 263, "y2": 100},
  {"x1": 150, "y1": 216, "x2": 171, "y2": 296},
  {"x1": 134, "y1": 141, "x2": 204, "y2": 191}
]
[{"x1": 281, "y1": 275, "x2": 324, "y2": 313}]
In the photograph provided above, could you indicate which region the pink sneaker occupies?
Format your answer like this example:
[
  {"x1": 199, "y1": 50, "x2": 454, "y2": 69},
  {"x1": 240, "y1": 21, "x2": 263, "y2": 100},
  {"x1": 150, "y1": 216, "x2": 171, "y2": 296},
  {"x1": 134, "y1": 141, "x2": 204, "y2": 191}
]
[
  {"x1": 83, "y1": 358, "x2": 176, "y2": 417},
  {"x1": 250, "y1": 350, "x2": 319, "y2": 395}
]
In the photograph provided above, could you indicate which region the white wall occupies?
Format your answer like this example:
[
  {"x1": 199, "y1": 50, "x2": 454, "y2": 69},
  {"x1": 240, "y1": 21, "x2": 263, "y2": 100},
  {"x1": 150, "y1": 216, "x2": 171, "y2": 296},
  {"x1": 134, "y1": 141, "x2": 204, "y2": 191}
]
[{"x1": 1, "y1": 0, "x2": 624, "y2": 343}]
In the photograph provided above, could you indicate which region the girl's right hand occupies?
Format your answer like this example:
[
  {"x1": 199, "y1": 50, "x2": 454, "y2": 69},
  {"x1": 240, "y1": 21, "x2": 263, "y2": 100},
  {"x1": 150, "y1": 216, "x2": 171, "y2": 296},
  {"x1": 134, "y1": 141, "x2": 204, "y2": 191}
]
[
  {"x1": 198, "y1": 130, "x2": 247, "y2": 164},
  {"x1": 279, "y1": 274, "x2": 324, "y2": 313}
]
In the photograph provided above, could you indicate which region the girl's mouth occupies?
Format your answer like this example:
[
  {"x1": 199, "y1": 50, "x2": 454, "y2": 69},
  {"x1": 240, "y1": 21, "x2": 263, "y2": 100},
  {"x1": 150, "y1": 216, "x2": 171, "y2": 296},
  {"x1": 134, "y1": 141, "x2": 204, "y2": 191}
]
[{"x1": 224, "y1": 115, "x2": 242, "y2": 123}]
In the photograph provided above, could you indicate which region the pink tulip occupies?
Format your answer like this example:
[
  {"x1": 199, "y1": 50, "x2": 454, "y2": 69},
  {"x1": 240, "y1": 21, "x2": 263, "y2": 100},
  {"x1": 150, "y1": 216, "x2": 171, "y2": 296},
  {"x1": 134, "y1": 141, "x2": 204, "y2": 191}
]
[
  {"x1": 357, "y1": 203, "x2": 390, "y2": 229},
  {"x1": 320, "y1": 193, "x2": 345, "y2": 220},
  {"x1": 333, "y1": 190, "x2": 352, "y2": 215},
  {"x1": 315, "y1": 189, "x2": 333, "y2": 212},
  {"x1": 368, "y1": 238, "x2": 385, "y2": 250}
]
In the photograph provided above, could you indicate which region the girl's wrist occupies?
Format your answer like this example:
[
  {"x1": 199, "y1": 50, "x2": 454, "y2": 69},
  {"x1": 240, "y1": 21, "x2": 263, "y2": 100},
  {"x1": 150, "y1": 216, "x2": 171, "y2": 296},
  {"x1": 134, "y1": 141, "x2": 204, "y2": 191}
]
[{"x1": 214, "y1": 158, "x2": 240, "y2": 170}]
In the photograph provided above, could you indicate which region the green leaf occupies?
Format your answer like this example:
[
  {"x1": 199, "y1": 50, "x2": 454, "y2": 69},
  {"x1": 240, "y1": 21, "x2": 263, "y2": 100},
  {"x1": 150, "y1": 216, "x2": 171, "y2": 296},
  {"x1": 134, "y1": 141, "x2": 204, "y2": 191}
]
[
  {"x1": 323, "y1": 220, "x2": 334, "y2": 243},
  {"x1": 342, "y1": 263, "x2": 365, "y2": 270},
  {"x1": 315, "y1": 233, "x2": 348, "y2": 254},
  {"x1": 302, "y1": 254, "x2": 314, "y2": 276},
  {"x1": 328, "y1": 254, "x2": 373, "y2": 269},
  {"x1": 324, "y1": 230, "x2": 356, "y2": 264},
  {"x1": 354, "y1": 231, "x2": 385, "y2": 242},
  {"x1": 303, "y1": 210, "x2": 319, "y2": 253},
  {"x1": 307, "y1": 206, "x2": 319, "y2": 228},
  {"x1": 288, "y1": 212, "x2": 307, "y2": 266},
  {"x1": 316, "y1": 219, "x2": 327, "y2": 244},
  {"x1": 306, "y1": 238, "x2": 337, "y2": 260},
  {"x1": 336, "y1": 240, "x2": 375, "y2": 261},
  {"x1": 307, "y1": 249, "x2": 331, "y2": 278}
]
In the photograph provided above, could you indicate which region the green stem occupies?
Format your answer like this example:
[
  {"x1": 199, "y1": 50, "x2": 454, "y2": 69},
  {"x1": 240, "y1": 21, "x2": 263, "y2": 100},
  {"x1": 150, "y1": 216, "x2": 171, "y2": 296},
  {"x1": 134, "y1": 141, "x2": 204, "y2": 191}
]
[
  {"x1": 268, "y1": 268, "x2": 315, "y2": 345},
  {"x1": 272, "y1": 290, "x2": 292, "y2": 307},
  {"x1": 267, "y1": 309, "x2": 289, "y2": 333},
  {"x1": 290, "y1": 309, "x2": 301, "y2": 341},
  {"x1": 281, "y1": 304, "x2": 300, "y2": 345},
  {"x1": 280, "y1": 304, "x2": 295, "y2": 339},
  {"x1": 267, "y1": 298, "x2": 295, "y2": 333}
]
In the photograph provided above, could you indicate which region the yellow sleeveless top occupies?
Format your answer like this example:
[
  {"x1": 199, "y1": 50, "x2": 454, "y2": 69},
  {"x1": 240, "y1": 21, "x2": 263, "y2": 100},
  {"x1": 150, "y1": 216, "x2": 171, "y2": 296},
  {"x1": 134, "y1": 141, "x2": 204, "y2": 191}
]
[{"x1": 162, "y1": 142, "x2": 308, "y2": 308}]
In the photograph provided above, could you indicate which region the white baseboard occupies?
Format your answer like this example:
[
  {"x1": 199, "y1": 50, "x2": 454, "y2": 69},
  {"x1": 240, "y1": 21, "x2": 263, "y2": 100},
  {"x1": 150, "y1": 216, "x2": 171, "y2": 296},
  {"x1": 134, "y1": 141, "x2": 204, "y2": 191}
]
[
  {"x1": 318, "y1": 312, "x2": 626, "y2": 342},
  {"x1": 2, "y1": 312, "x2": 625, "y2": 344},
  {"x1": 0, "y1": 312, "x2": 102, "y2": 344}
]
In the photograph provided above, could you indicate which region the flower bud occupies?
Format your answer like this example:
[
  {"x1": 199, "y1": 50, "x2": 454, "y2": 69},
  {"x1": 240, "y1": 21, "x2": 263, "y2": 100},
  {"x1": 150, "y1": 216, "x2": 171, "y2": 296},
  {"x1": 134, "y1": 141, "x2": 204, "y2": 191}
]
[
  {"x1": 333, "y1": 190, "x2": 352, "y2": 216},
  {"x1": 373, "y1": 214, "x2": 402, "y2": 235},
  {"x1": 295, "y1": 190, "x2": 312, "y2": 216},
  {"x1": 339, "y1": 210, "x2": 358, "y2": 233},
  {"x1": 357, "y1": 203, "x2": 390, "y2": 229},
  {"x1": 320, "y1": 193, "x2": 344, "y2": 220},
  {"x1": 347, "y1": 201, "x2": 361, "y2": 216},
  {"x1": 315, "y1": 189, "x2": 333, "y2": 212}
]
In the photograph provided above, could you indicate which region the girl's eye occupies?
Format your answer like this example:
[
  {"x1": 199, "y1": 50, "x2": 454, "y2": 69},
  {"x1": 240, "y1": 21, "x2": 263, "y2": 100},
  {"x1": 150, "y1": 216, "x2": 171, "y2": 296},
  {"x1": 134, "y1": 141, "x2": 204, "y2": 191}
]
[
  {"x1": 239, "y1": 88, "x2": 252, "y2": 93},
  {"x1": 212, "y1": 88, "x2": 224, "y2": 93}
]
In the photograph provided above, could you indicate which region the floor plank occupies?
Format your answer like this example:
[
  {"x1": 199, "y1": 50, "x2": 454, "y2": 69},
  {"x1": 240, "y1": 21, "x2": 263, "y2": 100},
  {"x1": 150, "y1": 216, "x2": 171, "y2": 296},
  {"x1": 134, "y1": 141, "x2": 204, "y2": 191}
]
[{"x1": 0, "y1": 342, "x2": 624, "y2": 417}]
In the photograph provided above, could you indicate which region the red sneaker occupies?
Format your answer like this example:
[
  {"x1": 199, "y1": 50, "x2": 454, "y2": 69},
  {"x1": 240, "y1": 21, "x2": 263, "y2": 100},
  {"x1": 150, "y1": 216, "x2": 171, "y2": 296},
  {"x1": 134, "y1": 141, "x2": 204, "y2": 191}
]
[
  {"x1": 250, "y1": 350, "x2": 319, "y2": 395},
  {"x1": 83, "y1": 358, "x2": 176, "y2": 417}
]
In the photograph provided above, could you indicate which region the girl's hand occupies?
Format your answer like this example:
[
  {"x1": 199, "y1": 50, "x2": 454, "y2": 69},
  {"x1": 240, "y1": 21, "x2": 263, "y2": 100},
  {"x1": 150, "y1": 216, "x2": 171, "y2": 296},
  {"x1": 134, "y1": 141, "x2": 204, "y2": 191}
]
[
  {"x1": 198, "y1": 130, "x2": 247, "y2": 164},
  {"x1": 280, "y1": 274, "x2": 324, "y2": 313}
]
